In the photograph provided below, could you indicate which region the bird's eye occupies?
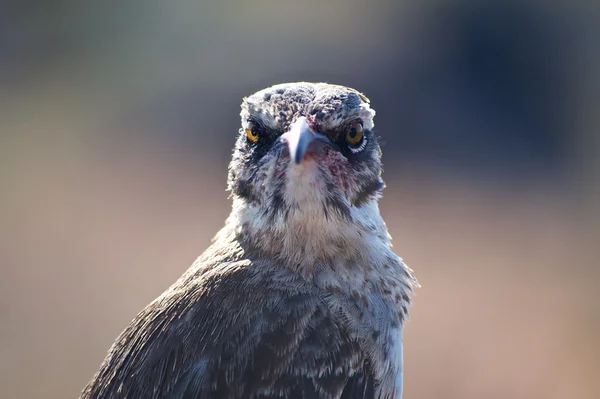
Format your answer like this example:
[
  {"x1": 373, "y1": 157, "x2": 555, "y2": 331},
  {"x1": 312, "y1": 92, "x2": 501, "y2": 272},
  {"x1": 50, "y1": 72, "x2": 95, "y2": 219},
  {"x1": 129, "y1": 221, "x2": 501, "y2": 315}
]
[
  {"x1": 245, "y1": 121, "x2": 260, "y2": 143},
  {"x1": 345, "y1": 122, "x2": 364, "y2": 147}
]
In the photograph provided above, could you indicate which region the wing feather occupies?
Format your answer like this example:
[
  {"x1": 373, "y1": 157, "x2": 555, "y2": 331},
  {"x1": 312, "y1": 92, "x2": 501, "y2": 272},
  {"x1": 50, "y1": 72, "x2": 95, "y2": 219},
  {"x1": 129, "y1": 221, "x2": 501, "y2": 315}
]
[{"x1": 81, "y1": 261, "x2": 375, "y2": 399}]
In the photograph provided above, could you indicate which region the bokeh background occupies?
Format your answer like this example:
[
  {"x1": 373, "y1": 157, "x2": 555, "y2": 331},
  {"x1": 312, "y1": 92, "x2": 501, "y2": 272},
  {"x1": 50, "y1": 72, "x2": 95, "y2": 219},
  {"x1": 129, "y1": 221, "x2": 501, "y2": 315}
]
[{"x1": 1, "y1": 1, "x2": 599, "y2": 398}]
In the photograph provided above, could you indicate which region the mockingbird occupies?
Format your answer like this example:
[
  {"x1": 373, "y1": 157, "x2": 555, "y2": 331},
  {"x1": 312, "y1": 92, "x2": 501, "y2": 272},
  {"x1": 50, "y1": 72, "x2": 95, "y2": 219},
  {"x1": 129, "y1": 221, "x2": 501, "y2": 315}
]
[{"x1": 81, "y1": 82, "x2": 417, "y2": 399}]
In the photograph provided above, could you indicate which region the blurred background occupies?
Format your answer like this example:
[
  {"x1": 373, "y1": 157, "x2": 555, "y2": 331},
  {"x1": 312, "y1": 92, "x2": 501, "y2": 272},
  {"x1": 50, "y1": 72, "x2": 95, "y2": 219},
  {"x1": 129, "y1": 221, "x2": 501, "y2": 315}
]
[{"x1": 1, "y1": 1, "x2": 599, "y2": 398}]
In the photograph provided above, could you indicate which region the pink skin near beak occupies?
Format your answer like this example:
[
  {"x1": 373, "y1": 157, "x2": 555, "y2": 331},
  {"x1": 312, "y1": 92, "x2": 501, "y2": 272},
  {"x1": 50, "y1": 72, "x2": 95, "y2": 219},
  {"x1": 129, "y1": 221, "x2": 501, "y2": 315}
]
[{"x1": 281, "y1": 117, "x2": 333, "y2": 164}]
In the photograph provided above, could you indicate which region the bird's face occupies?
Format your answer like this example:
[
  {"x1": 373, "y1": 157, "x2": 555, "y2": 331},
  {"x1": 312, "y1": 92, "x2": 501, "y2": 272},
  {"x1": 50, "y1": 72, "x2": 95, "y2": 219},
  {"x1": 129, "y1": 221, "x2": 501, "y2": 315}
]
[{"x1": 227, "y1": 82, "x2": 388, "y2": 263}]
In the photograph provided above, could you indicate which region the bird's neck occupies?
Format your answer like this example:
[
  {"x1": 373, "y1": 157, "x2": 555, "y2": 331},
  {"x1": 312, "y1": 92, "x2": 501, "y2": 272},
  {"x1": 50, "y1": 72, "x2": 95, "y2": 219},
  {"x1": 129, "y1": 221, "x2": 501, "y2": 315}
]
[
  {"x1": 213, "y1": 197, "x2": 411, "y2": 285},
  {"x1": 229, "y1": 196, "x2": 381, "y2": 259},
  {"x1": 197, "y1": 197, "x2": 416, "y2": 324}
]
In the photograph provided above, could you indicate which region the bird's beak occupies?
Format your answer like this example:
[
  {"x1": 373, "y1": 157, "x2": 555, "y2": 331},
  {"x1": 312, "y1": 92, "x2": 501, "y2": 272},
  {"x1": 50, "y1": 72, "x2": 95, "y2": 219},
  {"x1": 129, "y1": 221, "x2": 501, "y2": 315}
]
[{"x1": 281, "y1": 117, "x2": 332, "y2": 164}]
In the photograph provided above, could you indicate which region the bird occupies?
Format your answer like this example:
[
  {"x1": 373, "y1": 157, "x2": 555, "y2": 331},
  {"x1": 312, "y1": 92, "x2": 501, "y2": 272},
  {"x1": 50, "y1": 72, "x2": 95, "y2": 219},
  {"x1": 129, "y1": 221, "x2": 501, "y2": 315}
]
[{"x1": 81, "y1": 82, "x2": 418, "y2": 399}]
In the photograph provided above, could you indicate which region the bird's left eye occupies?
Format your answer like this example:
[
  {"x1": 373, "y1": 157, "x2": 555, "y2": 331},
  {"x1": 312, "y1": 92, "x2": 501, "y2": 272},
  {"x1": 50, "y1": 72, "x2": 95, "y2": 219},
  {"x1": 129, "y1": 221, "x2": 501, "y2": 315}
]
[
  {"x1": 345, "y1": 122, "x2": 364, "y2": 147},
  {"x1": 245, "y1": 121, "x2": 260, "y2": 143}
]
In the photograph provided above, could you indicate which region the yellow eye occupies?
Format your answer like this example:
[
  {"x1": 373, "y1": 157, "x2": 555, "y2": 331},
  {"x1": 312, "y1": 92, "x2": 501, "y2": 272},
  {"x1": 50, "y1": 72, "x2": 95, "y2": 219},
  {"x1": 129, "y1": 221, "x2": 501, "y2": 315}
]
[
  {"x1": 245, "y1": 121, "x2": 259, "y2": 143},
  {"x1": 345, "y1": 122, "x2": 363, "y2": 146}
]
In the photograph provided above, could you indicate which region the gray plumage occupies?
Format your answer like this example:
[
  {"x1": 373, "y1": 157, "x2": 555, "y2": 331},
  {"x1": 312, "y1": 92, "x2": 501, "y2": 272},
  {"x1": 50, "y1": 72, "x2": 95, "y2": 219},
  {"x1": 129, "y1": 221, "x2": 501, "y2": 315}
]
[{"x1": 81, "y1": 82, "x2": 417, "y2": 399}]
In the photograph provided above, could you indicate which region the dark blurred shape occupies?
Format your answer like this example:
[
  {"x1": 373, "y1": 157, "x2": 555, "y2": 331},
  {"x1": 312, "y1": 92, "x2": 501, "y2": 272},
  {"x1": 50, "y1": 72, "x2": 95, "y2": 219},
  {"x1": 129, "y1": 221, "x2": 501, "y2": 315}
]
[{"x1": 372, "y1": 2, "x2": 574, "y2": 179}]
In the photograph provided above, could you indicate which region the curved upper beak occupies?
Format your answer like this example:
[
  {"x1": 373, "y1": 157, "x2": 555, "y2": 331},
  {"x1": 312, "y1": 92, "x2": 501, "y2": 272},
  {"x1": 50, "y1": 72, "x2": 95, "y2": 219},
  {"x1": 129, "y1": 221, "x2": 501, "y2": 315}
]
[{"x1": 281, "y1": 117, "x2": 332, "y2": 164}]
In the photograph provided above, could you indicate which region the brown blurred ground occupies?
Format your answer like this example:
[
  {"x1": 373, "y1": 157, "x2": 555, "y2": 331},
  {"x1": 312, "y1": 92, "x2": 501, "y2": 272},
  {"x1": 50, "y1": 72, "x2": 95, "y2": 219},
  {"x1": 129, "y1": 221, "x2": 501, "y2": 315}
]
[{"x1": 1, "y1": 1, "x2": 599, "y2": 398}]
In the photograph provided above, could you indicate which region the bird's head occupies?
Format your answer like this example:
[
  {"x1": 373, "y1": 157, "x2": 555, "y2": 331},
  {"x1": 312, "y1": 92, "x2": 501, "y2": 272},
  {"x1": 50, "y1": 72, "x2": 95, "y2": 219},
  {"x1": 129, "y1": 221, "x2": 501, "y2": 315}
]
[{"x1": 226, "y1": 82, "x2": 390, "y2": 265}]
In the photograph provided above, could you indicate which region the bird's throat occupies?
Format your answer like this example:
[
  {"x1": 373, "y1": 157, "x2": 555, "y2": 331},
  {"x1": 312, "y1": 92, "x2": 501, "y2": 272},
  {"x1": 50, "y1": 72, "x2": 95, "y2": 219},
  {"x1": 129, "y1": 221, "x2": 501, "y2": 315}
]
[{"x1": 227, "y1": 195, "x2": 389, "y2": 267}]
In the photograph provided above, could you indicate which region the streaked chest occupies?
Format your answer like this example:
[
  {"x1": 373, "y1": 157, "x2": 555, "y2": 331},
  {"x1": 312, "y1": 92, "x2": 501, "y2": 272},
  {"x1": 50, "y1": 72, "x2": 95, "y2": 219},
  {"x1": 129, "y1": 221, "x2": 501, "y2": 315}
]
[{"x1": 321, "y1": 284, "x2": 406, "y2": 398}]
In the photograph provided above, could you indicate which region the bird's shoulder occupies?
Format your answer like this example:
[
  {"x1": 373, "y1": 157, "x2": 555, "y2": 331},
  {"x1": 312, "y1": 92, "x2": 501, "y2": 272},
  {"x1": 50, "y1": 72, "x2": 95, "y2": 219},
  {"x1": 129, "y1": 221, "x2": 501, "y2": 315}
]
[{"x1": 82, "y1": 258, "x2": 375, "y2": 399}]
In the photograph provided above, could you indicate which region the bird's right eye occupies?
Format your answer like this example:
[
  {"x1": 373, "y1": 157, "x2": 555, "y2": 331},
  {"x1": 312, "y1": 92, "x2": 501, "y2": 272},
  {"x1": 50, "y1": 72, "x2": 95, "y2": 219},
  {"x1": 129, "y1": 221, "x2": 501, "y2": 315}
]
[{"x1": 245, "y1": 121, "x2": 260, "y2": 143}]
